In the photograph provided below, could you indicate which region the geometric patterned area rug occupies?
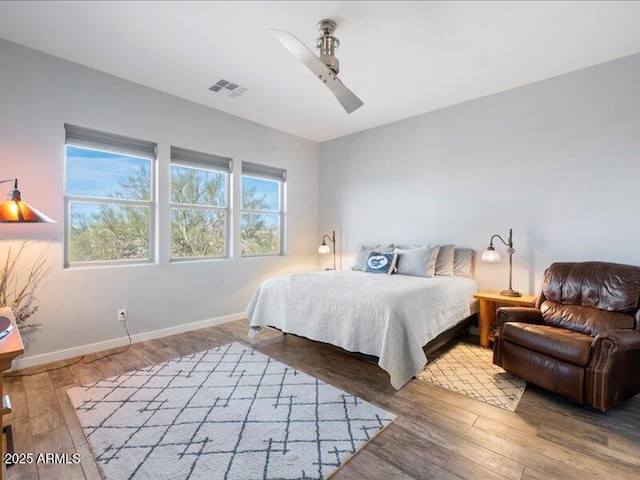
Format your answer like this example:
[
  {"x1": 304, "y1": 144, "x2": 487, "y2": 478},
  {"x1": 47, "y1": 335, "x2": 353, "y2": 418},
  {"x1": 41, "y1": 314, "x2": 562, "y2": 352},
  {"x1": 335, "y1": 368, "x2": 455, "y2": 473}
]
[
  {"x1": 416, "y1": 342, "x2": 527, "y2": 411},
  {"x1": 67, "y1": 342, "x2": 395, "y2": 479}
]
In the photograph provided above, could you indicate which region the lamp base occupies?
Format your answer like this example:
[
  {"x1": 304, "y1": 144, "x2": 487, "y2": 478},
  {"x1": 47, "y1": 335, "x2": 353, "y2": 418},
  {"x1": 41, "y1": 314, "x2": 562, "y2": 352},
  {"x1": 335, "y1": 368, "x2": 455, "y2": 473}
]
[{"x1": 500, "y1": 288, "x2": 521, "y2": 297}]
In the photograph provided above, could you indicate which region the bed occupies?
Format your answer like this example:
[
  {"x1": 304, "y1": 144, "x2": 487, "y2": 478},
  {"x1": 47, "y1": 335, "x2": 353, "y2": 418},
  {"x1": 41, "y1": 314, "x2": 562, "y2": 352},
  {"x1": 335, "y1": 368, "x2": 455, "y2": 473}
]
[{"x1": 246, "y1": 270, "x2": 478, "y2": 389}]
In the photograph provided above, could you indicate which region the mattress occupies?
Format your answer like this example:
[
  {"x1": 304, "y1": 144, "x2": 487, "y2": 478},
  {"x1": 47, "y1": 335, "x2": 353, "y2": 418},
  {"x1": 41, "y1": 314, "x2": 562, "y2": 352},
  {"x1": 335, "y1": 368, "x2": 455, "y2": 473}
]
[{"x1": 247, "y1": 270, "x2": 478, "y2": 389}]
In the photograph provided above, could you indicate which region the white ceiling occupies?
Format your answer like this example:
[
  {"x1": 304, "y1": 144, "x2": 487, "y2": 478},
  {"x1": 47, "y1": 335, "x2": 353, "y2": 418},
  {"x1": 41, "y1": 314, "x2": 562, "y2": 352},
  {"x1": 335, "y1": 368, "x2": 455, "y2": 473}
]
[{"x1": 1, "y1": 1, "x2": 639, "y2": 142}]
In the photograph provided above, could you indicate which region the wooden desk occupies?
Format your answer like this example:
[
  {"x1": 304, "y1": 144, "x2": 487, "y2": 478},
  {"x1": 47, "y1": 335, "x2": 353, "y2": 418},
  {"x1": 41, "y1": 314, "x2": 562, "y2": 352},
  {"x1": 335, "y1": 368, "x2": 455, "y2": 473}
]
[
  {"x1": 0, "y1": 308, "x2": 24, "y2": 480},
  {"x1": 473, "y1": 291, "x2": 536, "y2": 348}
]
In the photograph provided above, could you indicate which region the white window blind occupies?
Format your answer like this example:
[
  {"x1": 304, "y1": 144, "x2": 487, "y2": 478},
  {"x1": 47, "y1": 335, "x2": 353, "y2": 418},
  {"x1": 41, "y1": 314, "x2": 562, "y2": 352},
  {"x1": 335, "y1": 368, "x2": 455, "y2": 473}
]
[
  {"x1": 241, "y1": 161, "x2": 286, "y2": 181},
  {"x1": 65, "y1": 124, "x2": 156, "y2": 160},
  {"x1": 171, "y1": 146, "x2": 231, "y2": 172}
]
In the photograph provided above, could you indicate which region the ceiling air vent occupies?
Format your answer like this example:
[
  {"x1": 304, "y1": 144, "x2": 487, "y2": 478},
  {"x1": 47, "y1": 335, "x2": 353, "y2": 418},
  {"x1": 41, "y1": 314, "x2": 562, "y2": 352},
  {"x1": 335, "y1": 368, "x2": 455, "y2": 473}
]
[{"x1": 209, "y1": 79, "x2": 248, "y2": 98}]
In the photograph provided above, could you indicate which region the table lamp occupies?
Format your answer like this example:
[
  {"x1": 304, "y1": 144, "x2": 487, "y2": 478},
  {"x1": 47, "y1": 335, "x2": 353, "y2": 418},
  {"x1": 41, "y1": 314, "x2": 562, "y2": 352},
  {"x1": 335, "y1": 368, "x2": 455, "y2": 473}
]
[
  {"x1": 481, "y1": 228, "x2": 521, "y2": 297},
  {"x1": 318, "y1": 230, "x2": 336, "y2": 270}
]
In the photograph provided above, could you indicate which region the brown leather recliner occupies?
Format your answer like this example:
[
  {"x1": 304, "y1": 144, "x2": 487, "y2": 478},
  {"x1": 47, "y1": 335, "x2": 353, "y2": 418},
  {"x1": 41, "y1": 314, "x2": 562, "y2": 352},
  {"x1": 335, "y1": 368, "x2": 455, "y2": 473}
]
[{"x1": 493, "y1": 261, "x2": 640, "y2": 411}]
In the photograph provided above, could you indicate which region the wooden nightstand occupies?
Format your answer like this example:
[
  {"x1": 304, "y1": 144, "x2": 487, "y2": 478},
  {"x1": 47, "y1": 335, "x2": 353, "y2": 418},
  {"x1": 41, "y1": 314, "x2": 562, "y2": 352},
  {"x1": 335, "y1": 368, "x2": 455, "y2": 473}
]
[{"x1": 473, "y1": 291, "x2": 536, "y2": 348}]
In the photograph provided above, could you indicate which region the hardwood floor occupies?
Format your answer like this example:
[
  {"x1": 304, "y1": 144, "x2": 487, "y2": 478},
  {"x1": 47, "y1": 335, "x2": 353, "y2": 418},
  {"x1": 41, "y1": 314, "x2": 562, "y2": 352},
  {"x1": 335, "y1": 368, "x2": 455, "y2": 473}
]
[{"x1": 4, "y1": 319, "x2": 640, "y2": 480}]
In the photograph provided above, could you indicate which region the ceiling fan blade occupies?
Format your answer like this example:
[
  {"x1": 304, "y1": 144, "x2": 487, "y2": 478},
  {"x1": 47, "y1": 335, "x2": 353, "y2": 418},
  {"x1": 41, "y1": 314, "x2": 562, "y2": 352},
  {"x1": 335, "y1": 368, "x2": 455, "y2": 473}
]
[
  {"x1": 270, "y1": 29, "x2": 364, "y2": 114},
  {"x1": 269, "y1": 29, "x2": 329, "y2": 78},
  {"x1": 325, "y1": 76, "x2": 364, "y2": 114}
]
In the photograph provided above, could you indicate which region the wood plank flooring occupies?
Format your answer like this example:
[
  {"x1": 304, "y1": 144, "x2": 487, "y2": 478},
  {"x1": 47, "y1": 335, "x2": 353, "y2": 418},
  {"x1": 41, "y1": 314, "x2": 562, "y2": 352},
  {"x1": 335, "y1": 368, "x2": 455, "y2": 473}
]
[{"x1": 4, "y1": 319, "x2": 640, "y2": 480}]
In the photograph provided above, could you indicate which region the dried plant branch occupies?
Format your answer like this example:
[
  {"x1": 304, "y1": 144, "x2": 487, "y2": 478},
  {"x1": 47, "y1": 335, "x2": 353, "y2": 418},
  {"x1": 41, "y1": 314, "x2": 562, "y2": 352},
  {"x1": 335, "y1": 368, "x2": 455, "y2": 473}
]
[{"x1": 0, "y1": 240, "x2": 51, "y2": 330}]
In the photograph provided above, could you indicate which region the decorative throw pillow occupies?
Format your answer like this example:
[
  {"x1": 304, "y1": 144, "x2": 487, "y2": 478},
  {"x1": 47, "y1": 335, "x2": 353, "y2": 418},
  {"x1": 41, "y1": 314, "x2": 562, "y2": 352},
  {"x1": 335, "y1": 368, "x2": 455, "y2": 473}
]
[
  {"x1": 431, "y1": 244, "x2": 455, "y2": 276},
  {"x1": 364, "y1": 251, "x2": 397, "y2": 274},
  {"x1": 351, "y1": 244, "x2": 394, "y2": 271},
  {"x1": 454, "y1": 248, "x2": 474, "y2": 277},
  {"x1": 394, "y1": 246, "x2": 440, "y2": 277}
]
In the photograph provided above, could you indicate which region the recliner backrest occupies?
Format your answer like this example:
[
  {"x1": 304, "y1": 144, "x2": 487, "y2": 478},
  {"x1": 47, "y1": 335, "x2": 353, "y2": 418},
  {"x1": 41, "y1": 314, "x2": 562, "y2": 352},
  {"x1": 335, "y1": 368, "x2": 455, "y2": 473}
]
[{"x1": 537, "y1": 262, "x2": 640, "y2": 335}]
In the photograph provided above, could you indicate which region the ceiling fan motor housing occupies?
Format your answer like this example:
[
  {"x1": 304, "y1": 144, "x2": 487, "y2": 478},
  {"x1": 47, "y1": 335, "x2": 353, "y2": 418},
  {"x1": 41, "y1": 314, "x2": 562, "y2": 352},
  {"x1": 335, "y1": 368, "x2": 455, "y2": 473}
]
[{"x1": 316, "y1": 19, "x2": 340, "y2": 74}]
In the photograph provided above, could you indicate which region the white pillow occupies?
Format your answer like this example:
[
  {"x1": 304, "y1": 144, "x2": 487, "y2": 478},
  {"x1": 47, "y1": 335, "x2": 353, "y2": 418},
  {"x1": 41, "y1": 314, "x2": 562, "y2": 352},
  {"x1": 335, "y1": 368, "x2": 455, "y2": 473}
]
[
  {"x1": 394, "y1": 246, "x2": 440, "y2": 277},
  {"x1": 454, "y1": 248, "x2": 474, "y2": 277},
  {"x1": 431, "y1": 244, "x2": 455, "y2": 276}
]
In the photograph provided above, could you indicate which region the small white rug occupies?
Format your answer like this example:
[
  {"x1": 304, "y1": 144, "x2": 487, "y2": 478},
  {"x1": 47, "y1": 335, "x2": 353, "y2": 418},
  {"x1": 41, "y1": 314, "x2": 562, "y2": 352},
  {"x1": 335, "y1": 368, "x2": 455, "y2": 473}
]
[
  {"x1": 417, "y1": 342, "x2": 526, "y2": 411},
  {"x1": 68, "y1": 342, "x2": 395, "y2": 480}
]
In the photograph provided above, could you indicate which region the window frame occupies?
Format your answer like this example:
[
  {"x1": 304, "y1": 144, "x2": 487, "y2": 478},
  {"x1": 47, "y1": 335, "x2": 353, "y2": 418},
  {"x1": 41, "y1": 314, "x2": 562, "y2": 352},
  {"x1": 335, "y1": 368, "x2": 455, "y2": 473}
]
[
  {"x1": 240, "y1": 164, "x2": 286, "y2": 257},
  {"x1": 169, "y1": 156, "x2": 231, "y2": 262},
  {"x1": 63, "y1": 127, "x2": 157, "y2": 268}
]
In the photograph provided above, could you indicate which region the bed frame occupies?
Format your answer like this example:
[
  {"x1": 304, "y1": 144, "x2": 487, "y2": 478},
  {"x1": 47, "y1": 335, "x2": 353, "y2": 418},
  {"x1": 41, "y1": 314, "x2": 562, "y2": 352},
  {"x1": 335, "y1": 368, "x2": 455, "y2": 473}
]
[
  {"x1": 277, "y1": 310, "x2": 479, "y2": 365},
  {"x1": 423, "y1": 298, "x2": 479, "y2": 355}
]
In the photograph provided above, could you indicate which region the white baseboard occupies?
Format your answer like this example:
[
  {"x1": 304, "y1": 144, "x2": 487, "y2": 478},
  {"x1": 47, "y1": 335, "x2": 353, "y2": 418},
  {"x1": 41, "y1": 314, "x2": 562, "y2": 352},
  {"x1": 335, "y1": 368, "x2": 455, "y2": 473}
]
[{"x1": 11, "y1": 312, "x2": 246, "y2": 371}]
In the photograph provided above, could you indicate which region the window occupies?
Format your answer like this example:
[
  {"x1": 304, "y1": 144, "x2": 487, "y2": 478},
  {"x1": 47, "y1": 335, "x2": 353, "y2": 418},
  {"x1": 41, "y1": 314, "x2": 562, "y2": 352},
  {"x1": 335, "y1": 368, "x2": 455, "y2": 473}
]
[
  {"x1": 170, "y1": 147, "x2": 231, "y2": 260},
  {"x1": 241, "y1": 162, "x2": 286, "y2": 256},
  {"x1": 64, "y1": 125, "x2": 156, "y2": 266}
]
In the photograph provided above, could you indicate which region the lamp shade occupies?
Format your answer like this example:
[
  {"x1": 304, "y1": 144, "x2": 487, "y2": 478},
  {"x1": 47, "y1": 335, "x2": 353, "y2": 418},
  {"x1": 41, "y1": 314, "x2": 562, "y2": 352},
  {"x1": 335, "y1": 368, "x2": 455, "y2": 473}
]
[
  {"x1": 0, "y1": 179, "x2": 55, "y2": 223},
  {"x1": 0, "y1": 199, "x2": 55, "y2": 223},
  {"x1": 481, "y1": 248, "x2": 501, "y2": 263},
  {"x1": 318, "y1": 244, "x2": 331, "y2": 254}
]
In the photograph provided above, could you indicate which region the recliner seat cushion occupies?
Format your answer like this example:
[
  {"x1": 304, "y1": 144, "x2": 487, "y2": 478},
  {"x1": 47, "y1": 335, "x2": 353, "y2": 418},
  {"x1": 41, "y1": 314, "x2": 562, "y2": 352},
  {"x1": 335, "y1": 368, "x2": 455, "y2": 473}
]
[
  {"x1": 540, "y1": 300, "x2": 635, "y2": 336},
  {"x1": 500, "y1": 340, "x2": 585, "y2": 404},
  {"x1": 501, "y1": 322, "x2": 593, "y2": 367}
]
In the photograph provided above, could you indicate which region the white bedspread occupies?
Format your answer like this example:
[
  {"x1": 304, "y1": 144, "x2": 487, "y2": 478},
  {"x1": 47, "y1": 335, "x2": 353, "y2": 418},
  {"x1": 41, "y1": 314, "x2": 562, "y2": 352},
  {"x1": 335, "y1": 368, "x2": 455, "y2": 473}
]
[{"x1": 246, "y1": 270, "x2": 478, "y2": 389}]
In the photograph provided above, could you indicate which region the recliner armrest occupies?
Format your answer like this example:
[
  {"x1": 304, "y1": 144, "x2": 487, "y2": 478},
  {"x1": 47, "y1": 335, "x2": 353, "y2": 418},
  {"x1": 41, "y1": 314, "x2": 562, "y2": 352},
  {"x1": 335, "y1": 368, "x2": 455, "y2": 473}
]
[
  {"x1": 587, "y1": 328, "x2": 640, "y2": 410},
  {"x1": 591, "y1": 329, "x2": 640, "y2": 356},
  {"x1": 496, "y1": 307, "x2": 543, "y2": 328}
]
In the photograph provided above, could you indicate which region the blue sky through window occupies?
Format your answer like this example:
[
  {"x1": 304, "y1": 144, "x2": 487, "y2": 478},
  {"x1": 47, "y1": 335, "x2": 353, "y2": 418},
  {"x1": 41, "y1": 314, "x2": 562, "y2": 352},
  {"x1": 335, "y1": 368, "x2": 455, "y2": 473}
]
[
  {"x1": 241, "y1": 213, "x2": 279, "y2": 227},
  {"x1": 242, "y1": 176, "x2": 280, "y2": 211},
  {"x1": 67, "y1": 146, "x2": 280, "y2": 219},
  {"x1": 66, "y1": 146, "x2": 151, "y2": 200}
]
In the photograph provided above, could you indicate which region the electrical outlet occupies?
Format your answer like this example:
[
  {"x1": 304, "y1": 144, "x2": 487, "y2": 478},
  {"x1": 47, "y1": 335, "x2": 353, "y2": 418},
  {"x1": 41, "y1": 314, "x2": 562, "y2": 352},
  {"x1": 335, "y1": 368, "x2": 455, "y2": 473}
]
[{"x1": 117, "y1": 308, "x2": 127, "y2": 323}]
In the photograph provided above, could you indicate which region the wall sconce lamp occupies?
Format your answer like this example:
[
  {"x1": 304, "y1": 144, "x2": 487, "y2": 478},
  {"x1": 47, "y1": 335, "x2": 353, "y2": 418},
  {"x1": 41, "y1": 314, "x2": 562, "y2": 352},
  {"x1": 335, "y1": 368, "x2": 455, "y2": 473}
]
[
  {"x1": 0, "y1": 178, "x2": 55, "y2": 223},
  {"x1": 481, "y1": 228, "x2": 521, "y2": 297},
  {"x1": 318, "y1": 230, "x2": 336, "y2": 270}
]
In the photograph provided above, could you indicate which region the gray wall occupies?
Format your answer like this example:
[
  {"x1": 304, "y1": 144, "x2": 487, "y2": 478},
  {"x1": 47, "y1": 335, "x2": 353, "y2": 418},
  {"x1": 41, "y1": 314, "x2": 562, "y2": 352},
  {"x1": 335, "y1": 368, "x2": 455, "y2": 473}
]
[
  {"x1": 319, "y1": 53, "x2": 640, "y2": 293},
  {"x1": 0, "y1": 40, "x2": 319, "y2": 366}
]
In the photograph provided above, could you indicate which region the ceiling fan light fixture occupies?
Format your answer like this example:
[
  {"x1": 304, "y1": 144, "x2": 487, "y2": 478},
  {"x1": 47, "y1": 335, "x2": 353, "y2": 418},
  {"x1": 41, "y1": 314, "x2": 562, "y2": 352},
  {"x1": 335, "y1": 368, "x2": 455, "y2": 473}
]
[
  {"x1": 270, "y1": 19, "x2": 364, "y2": 114},
  {"x1": 316, "y1": 19, "x2": 340, "y2": 74}
]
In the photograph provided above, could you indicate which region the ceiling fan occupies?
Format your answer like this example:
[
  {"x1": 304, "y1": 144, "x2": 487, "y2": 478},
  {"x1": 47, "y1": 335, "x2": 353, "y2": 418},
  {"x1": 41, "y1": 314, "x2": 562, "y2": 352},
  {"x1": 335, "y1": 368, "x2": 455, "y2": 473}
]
[{"x1": 270, "y1": 19, "x2": 364, "y2": 114}]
